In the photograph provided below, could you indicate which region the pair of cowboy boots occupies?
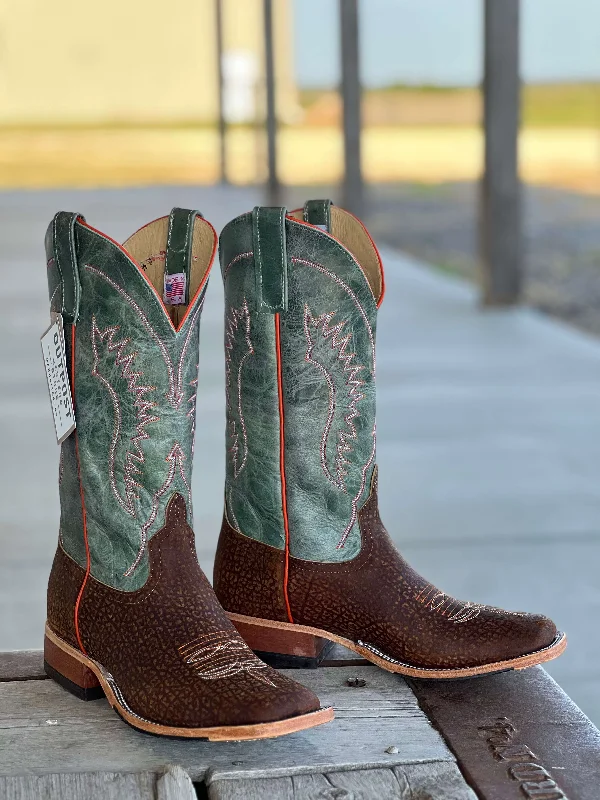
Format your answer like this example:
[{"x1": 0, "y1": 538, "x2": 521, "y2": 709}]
[{"x1": 43, "y1": 202, "x2": 566, "y2": 741}]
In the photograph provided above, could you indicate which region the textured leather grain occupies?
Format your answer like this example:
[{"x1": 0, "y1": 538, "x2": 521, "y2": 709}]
[
  {"x1": 215, "y1": 472, "x2": 558, "y2": 670},
  {"x1": 220, "y1": 209, "x2": 378, "y2": 561},
  {"x1": 48, "y1": 494, "x2": 320, "y2": 728},
  {"x1": 46, "y1": 210, "x2": 212, "y2": 590}
]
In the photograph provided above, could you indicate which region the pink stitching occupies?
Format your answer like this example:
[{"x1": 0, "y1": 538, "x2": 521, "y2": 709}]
[
  {"x1": 174, "y1": 298, "x2": 204, "y2": 408},
  {"x1": 85, "y1": 265, "x2": 200, "y2": 409},
  {"x1": 124, "y1": 441, "x2": 191, "y2": 576},
  {"x1": 291, "y1": 257, "x2": 376, "y2": 376},
  {"x1": 188, "y1": 372, "x2": 198, "y2": 456},
  {"x1": 223, "y1": 251, "x2": 253, "y2": 280},
  {"x1": 85, "y1": 266, "x2": 177, "y2": 404},
  {"x1": 225, "y1": 299, "x2": 254, "y2": 479},
  {"x1": 304, "y1": 306, "x2": 368, "y2": 492},
  {"x1": 336, "y1": 426, "x2": 377, "y2": 549},
  {"x1": 91, "y1": 317, "x2": 159, "y2": 518},
  {"x1": 178, "y1": 630, "x2": 276, "y2": 685},
  {"x1": 415, "y1": 583, "x2": 484, "y2": 624}
]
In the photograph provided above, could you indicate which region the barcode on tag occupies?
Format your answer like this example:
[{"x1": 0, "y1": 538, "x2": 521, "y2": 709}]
[{"x1": 41, "y1": 315, "x2": 76, "y2": 444}]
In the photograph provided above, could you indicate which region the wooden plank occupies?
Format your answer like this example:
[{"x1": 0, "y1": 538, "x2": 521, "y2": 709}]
[
  {"x1": 0, "y1": 666, "x2": 451, "y2": 781},
  {"x1": 0, "y1": 770, "x2": 158, "y2": 800},
  {"x1": 0, "y1": 767, "x2": 195, "y2": 800},
  {"x1": 409, "y1": 666, "x2": 600, "y2": 800},
  {"x1": 0, "y1": 650, "x2": 45, "y2": 681},
  {"x1": 208, "y1": 762, "x2": 477, "y2": 799},
  {"x1": 339, "y1": 0, "x2": 364, "y2": 217},
  {"x1": 156, "y1": 767, "x2": 197, "y2": 800},
  {"x1": 480, "y1": 0, "x2": 522, "y2": 305}
]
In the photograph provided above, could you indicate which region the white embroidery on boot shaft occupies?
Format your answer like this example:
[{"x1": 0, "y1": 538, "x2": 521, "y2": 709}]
[{"x1": 225, "y1": 300, "x2": 254, "y2": 479}]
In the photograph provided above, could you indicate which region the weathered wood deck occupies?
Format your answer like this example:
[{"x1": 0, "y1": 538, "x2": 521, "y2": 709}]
[
  {"x1": 2, "y1": 647, "x2": 599, "y2": 798},
  {"x1": 2, "y1": 185, "x2": 600, "y2": 796}
]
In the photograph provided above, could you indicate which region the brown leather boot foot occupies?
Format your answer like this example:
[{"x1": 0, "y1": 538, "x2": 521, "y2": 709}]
[{"x1": 46, "y1": 495, "x2": 332, "y2": 740}]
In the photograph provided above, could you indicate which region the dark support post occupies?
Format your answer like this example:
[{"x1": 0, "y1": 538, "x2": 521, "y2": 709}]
[
  {"x1": 263, "y1": 0, "x2": 281, "y2": 204},
  {"x1": 215, "y1": 0, "x2": 227, "y2": 183},
  {"x1": 480, "y1": 0, "x2": 522, "y2": 305},
  {"x1": 340, "y1": 0, "x2": 364, "y2": 217}
]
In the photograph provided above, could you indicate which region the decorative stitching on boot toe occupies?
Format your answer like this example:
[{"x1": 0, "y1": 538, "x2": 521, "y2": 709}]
[
  {"x1": 415, "y1": 583, "x2": 484, "y2": 624},
  {"x1": 178, "y1": 631, "x2": 276, "y2": 686}
]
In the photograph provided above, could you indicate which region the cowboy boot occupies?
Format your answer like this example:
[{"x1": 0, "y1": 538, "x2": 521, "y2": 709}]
[
  {"x1": 43, "y1": 208, "x2": 332, "y2": 739},
  {"x1": 213, "y1": 201, "x2": 566, "y2": 679}
]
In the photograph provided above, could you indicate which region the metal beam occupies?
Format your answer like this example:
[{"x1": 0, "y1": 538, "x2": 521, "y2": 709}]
[
  {"x1": 339, "y1": 0, "x2": 364, "y2": 217},
  {"x1": 263, "y1": 0, "x2": 281, "y2": 204},
  {"x1": 480, "y1": 0, "x2": 522, "y2": 305}
]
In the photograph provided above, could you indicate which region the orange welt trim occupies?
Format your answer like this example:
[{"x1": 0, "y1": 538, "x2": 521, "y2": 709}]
[
  {"x1": 275, "y1": 314, "x2": 294, "y2": 624},
  {"x1": 70, "y1": 324, "x2": 91, "y2": 655},
  {"x1": 287, "y1": 213, "x2": 385, "y2": 307},
  {"x1": 77, "y1": 218, "x2": 217, "y2": 334}
]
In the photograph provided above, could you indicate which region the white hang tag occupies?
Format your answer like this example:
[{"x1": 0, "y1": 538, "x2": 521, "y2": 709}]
[{"x1": 41, "y1": 313, "x2": 76, "y2": 444}]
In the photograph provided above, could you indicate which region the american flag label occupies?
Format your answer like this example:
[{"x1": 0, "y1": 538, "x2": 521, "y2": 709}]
[{"x1": 164, "y1": 272, "x2": 187, "y2": 305}]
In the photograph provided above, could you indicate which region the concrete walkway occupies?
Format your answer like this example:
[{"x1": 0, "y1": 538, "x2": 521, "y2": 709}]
[{"x1": 1, "y1": 186, "x2": 598, "y2": 725}]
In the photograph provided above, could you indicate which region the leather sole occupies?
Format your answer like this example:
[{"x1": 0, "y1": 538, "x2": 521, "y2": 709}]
[
  {"x1": 228, "y1": 612, "x2": 568, "y2": 679},
  {"x1": 44, "y1": 624, "x2": 334, "y2": 740}
]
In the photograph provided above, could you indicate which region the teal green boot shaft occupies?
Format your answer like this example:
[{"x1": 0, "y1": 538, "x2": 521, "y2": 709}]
[
  {"x1": 46, "y1": 210, "x2": 216, "y2": 590},
  {"x1": 220, "y1": 202, "x2": 384, "y2": 562}
]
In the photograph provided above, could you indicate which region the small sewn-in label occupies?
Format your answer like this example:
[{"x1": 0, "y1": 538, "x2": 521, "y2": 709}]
[
  {"x1": 315, "y1": 224, "x2": 328, "y2": 232},
  {"x1": 164, "y1": 272, "x2": 187, "y2": 305},
  {"x1": 41, "y1": 314, "x2": 76, "y2": 444}
]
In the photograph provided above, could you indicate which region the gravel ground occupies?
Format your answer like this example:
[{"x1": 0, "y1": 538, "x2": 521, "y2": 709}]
[{"x1": 366, "y1": 182, "x2": 600, "y2": 337}]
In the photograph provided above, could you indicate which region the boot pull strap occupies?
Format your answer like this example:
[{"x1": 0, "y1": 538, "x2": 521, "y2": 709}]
[
  {"x1": 46, "y1": 211, "x2": 84, "y2": 323},
  {"x1": 252, "y1": 206, "x2": 288, "y2": 313},
  {"x1": 303, "y1": 199, "x2": 332, "y2": 232},
  {"x1": 164, "y1": 208, "x2": 202, "y2": 304}
]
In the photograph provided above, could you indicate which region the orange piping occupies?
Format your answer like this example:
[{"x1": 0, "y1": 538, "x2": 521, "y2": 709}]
[
  {"x1": 287, "y1": 211, "x2": 385, "y2": 307},
  {"x1": 275, "y1": 314, "x2": 294, "y2": 624},
  {"x1": 70, "y1": 325, "x2": 91, "y2": 654},
  {"x1": 78, "y1": 218, "x2": 217, "y2": 333}
]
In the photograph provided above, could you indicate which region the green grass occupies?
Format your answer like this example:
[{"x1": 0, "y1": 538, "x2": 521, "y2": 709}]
[
  {"x1": 299, "y1": 82, "x2": 600, "y2": 127},
  {"x1": 522, "y1": 83, "x2": 600, "y2": 127}
]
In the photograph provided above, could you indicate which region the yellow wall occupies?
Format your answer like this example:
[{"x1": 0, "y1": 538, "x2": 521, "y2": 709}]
[{"x1": 0, "y1": 0, "x2": 297, "y2": 125}]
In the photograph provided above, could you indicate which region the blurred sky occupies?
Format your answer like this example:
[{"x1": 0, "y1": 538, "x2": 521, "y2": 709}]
[{"x1": 293, "y1": 0, "x2": 600, "y2": 88}]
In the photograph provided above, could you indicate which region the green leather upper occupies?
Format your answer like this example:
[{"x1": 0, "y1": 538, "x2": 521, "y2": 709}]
[
  {"x1": 221, "y1": 204, "x2": 379, "y2": 562},
  {"x1": 46, "y1": 210, "x2": 210, "y2": 590}
]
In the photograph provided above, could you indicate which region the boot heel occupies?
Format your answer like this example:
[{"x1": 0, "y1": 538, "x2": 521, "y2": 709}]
[
  {"x1": 230, "y1": 615, "x2": 334, "y2": 669},
  {"x1": 44, "y1": 632, "x2": 104, "y2": 701}
]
